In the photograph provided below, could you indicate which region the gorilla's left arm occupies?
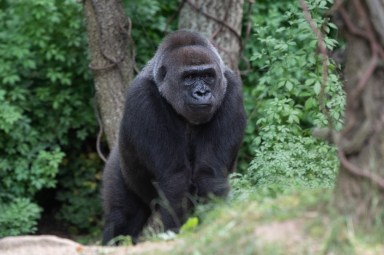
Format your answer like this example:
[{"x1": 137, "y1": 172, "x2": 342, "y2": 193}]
[{"x1": 193, "y1": 70, "x2": 246, "y2": 197}]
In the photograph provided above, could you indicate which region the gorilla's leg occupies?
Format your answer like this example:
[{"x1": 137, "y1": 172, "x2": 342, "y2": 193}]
[
  {"x1": 102, "y1": 147, "x2": 151, "y2": 245},
  {"x1": 102, "y1": 189, "x2": 151, "y2": 245},
  {"x1": 157, "y1": 172, "x2": 192, "y2": 232}
]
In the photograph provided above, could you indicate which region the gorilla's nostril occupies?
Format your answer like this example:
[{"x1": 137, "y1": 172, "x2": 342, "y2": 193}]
[
  {"x1": 193, "y1": 88, "x2": 211, "y2": 99},
  {"x1": 195, "y1": 90, "x2": 209, "y2": 97}
]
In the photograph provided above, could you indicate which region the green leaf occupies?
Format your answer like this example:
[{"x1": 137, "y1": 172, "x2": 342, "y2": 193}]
[
  {"x1": 180, "y1": 217, "x2": 199, "y2": 234},
  {"x1": 285, "y1": 80, "x2": 293, "y2": 91},
  {"x1": 314, "y1": 81, "x2": 321, "y2": 95}
]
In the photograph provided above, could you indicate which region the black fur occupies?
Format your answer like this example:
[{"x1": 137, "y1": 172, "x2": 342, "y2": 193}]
[{"x1": 102, "y1": 30, "x2": 246, "y2": 245}]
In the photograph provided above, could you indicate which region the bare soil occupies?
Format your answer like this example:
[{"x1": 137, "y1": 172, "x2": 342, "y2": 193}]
[{"x1": 0, "y1": 235, "x2": 176, "y2": 255}]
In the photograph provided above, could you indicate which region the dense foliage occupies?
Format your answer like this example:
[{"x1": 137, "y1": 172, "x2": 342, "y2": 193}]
[
  {"x1": 0, "y1": 0, "x2": 100, "y2": 237},
  {"x1": 236, "y1": 0, "x2": 345, "y2": 194},
  {"x1": 0, "y1": 198, "x2": 41, "y2": 236}
]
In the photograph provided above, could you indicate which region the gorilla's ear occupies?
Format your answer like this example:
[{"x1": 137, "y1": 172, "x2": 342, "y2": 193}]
[{"x1": 155, "y1": 66, "x2": 167, "y2": 83}]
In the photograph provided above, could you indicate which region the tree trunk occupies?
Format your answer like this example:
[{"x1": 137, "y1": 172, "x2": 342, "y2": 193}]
[
  {"x1": 333, "y1": 0, "x2": 384, "y2": 231},
  {"x1": 83, "y1": 0, "x2": 133, "y2": 149},
  {"x1": 178, "y1": 0, "x2": 244, "y2": 70}
]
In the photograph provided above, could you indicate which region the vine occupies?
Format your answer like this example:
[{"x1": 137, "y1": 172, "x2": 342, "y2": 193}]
[{"x1": 302, "y1": 0, "x2": 384, "y2": 190}]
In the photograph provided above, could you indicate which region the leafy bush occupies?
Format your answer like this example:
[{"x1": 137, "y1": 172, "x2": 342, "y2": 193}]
[
  {"x1": 0, "y1": 198, "x2": 41, "y2": 237},
  {"x1": 56, "y1": 153, "x2": 102, "y2": 234},
  {"x1": 0, "y1": 0, "x2": 99, "y2": 235},
  {"x1": 239, "y1": 0, "x2": 345, "y2": 191}
]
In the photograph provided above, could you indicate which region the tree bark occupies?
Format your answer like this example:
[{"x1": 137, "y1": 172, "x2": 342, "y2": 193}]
[
  {"x1": 83, "y1": 0, "x2": 133, "y2": 149},
  {"x1": 178, "y1": 0, "x2": 244, "y2": 71},
  {"x1": 333, "y1": 0, "x2": 384, "y2": 230}
]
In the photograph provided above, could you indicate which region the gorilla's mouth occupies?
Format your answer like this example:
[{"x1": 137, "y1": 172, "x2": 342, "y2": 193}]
[
  {"x1": 188, "y1": 103, "x2": 212, "y2": 109},
  {"x1": 184, "y1": 104, "x2": 214, "y2": 125}
]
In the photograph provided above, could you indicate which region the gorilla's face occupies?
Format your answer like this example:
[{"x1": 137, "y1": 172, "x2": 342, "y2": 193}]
[{"x1": 155, "y1": 45, "x2": 227, "y2": 125}]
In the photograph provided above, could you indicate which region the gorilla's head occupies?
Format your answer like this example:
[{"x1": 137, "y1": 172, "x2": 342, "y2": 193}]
[{"x1": 152, "y1": 31, "x2": 227, "y2": 125}]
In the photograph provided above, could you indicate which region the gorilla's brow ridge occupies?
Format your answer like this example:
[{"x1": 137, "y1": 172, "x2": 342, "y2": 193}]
[{"x1": 161, "y1": 33, "x2": 209, "y2": 53}]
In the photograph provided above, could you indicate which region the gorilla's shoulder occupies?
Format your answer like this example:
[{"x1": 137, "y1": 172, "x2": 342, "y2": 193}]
[
  {"x1": 123, "y1": 72, "x2": 168, "y2": 125},
  {"x1": 126, "y1": 74, "x2": 159, "y2": 102},
  {"x1": 224, "y1": 69, "x2": 242, "y2": 89}
]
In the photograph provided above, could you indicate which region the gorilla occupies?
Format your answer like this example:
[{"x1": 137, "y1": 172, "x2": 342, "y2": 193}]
[{"x1": 102, "y1": 30, "x2": 246, "y2": 245}]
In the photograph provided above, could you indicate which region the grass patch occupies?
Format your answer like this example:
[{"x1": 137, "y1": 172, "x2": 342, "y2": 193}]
[{"x1": 136, "y1": 188, "x2": 384, "y2": 255}]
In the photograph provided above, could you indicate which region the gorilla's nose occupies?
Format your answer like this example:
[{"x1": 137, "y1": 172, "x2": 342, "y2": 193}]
[{"x1": 192, "y1": 86, "x2": 212, "y2": 102}]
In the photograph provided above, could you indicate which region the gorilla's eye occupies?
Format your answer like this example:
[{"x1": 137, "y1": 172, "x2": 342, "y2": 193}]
[
  {"x1": 202, "y1": 73, "x2": 215, "y2": 84},
  {"x1": 184, "y1": 74, "x2": 196, "y2": 86},
  {"x1": 183, "y1": 69, "x2": 216, "y2": 86},
  {"x1": 157, "y1": 66, "x2": 167, "y2": 82}
]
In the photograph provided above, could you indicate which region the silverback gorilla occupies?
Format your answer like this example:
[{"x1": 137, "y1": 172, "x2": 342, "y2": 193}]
[{"x1": 102, "y1": 30, "x2": 246, "y2": 244}]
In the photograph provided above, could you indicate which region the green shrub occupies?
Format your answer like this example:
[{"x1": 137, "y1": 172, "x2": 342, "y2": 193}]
[
  {"x1": 0, "y1": 0, "x2": 99, "y2": 235},
  {"x1": 56, "y1": 153, "x2": 102, "y2": 234},
  {"x1": 0, "y1": 198, "x2": 41, "y2": 237},
  {"x1": 239, "y1": 0, "x2": 345, "y2": 191}
]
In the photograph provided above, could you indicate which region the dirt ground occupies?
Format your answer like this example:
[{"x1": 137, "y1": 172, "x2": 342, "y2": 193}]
[{"x1": 0, "y1": 235, "x2": 176, "y2": 255}]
